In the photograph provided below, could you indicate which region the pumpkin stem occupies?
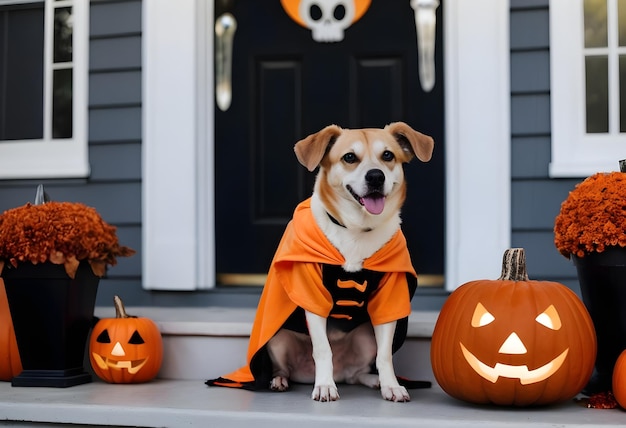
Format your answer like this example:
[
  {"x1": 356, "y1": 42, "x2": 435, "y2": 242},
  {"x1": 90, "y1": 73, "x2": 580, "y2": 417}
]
[
  {"x1": 620, "y1": 159, "x2": 626, "y2": 173},
  {"x1": 498, "y1": 248, "x2": 530, "y2": 281},
  {"x1": 113, "y1": 295, "x2": 129, "y2": 319}
]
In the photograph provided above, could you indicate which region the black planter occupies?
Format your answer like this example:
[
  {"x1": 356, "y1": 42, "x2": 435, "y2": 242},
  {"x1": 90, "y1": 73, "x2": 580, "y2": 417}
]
[
  {"x1": 1, "y1": 260, "x2": 99, "y2": 387},
  {"x1": 573, "y1": 246, "x2": 626, "y2": 394}
]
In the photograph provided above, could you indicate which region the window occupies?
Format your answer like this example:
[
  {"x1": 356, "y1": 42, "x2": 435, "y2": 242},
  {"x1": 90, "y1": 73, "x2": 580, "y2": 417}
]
[
  {"x1": 550, "y1": 0, "x2": 626, "y2": 177},
  {"x1": 0, "y1": 0, "x2": 89, "y2": 179}
]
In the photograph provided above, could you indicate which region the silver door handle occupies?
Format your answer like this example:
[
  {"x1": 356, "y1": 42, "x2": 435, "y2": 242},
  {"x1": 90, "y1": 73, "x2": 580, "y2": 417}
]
[
  {"x1": 411, "y1": 0, "x2": 439, "y2": 93},
  {"x1": 215, "y1": 13, "x2": 237, "y2": 111}
]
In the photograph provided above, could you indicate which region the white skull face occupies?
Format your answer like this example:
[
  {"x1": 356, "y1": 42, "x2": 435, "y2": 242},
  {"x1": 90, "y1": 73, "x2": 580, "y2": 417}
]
[{"x1": 299, "y1": 0, "x2": 356, "y2": 42}]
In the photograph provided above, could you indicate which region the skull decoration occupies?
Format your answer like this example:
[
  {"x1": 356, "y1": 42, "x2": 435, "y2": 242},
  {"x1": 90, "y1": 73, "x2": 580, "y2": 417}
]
[
  {"x1": 281, "y1": 0, "x2": 370, "y2": 43},
  {"x1": 299, "y1": 0, "x2": 355, "y2": 42}
]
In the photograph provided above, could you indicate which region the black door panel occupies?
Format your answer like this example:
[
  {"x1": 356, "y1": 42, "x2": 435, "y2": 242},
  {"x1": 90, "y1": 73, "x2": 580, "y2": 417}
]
[{"x1": 215, "y1": 0, "x2": 444, "y2": 283}]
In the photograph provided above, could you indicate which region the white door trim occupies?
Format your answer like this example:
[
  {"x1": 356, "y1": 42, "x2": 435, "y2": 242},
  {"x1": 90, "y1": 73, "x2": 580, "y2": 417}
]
[
  {"x1": 142, "y1": 0, "x2": 215, "y2": 290},
  {"x1": 142, "y1": 0, "x2": 510, "y2": 291},
  {"x1": 444, "y1": 0, "x2": 511, "y2": 289}
]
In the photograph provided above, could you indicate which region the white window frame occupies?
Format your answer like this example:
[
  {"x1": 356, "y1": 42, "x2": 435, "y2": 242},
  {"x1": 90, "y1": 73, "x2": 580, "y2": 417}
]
[
  {"x1": 0, "y1": 0, "x2": 89, "y2": 179},
  {"x1": 142, "y1": 0, "x2": 510, "y2": 291},
  {"x1": 550, "y1": 0, "x2": 625, "y2": 177}
]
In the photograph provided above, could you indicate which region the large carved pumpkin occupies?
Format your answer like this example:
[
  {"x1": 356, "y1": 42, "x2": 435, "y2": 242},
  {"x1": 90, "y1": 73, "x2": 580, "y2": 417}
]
[
  {"x1": 89, "y1": 295, "x2": 162, "y2": 383},
  {"x1": 0, "y1": 278, "x2": 21, "y2": 381},
  {"x1": 431, "y1": 248, "x2": 596, "y2": 406}
]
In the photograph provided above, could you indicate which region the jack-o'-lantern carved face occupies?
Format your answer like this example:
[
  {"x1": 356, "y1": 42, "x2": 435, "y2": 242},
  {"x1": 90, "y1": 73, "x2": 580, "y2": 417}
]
[
  {"x1": 91, "y1": 328, "x2": 150, "y2": 375},
  {"x1": 430, "y1": 249, "x2": 596, "y2": 406},
  {"x1": 460, "y1": 302, "x2": 568, "y2": 385},
  {"x1": 89, "y1": 296, "x2": 163, "y2": 384}
]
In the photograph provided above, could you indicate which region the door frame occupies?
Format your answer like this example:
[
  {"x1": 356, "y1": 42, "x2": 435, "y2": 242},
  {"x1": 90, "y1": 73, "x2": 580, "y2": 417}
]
[{"x1": 142, "y1": 0, "x2": 510, "y2": 291}]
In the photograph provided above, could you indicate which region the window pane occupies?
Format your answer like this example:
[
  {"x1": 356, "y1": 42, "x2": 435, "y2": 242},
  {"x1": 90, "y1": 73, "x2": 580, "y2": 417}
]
[
  {"x1": 52, "y1": 68, "x2": 72, "y2": 138},
  {"x1": 0, "y1": 6, "x2": 45, "y2": 141},
  {"x1": 617, "y1": 0, "x2": 626, "y2": 46},
  {"x1": 619, "y1": 55, "x2": 626, "y2": 132},
  {"x1": 584, "y1": 0, "x2": 608, "y2": 48},
  {"x1": 585, "y1": 56, "x2": 609, "y2": 133},
  {"x1": 54, "y1": 7, "x2": 72, "y2": 63}
]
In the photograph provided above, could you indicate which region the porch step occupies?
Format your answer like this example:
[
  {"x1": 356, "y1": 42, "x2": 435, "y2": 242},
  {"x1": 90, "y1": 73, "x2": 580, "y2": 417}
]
[
  {"x1": 0, "y1": 308, "x2": 625, "y2": 427},
  {"x1": 91, "y1": 307, "x2": 439, "y2": 382}
]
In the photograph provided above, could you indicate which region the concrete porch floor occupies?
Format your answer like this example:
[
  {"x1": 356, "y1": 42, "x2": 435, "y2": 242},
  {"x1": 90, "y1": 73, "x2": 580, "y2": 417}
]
[
  {"x1": 0, "y1": 379, "x2": 625, "y2": 428},
  {"x1": 1, "y1": 308, "x2": 624, "y2": 427}
]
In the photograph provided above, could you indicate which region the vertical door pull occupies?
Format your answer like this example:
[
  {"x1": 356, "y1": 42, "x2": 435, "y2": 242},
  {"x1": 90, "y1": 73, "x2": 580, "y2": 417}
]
[
  {"x1": 411, "y1": 0, "x2": 439, "y2": 93},
  {"x1": 215, "y1": 13, "x2": 237, "y2": 111}
]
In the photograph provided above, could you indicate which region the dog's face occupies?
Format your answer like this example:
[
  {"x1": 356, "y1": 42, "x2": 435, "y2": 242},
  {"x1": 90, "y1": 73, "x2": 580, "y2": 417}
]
[
  {"x1": 294, "y1": 122, "x2": 434, "y2": 226},
  {"x1": 322, "y1": 129, "x2": 412, "y2": 217}
]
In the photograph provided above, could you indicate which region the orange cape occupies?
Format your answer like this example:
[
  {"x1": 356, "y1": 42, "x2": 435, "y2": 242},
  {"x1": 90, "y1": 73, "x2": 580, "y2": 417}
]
[{"x1": 207, "y1": 198, "x2": 418, "y2": 389}]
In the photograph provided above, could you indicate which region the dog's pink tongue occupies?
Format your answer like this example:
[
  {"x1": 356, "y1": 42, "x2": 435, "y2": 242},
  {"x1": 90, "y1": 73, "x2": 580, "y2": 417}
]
[{"x1": 361, "y1": 195, "x2": 385, "y2": 215}]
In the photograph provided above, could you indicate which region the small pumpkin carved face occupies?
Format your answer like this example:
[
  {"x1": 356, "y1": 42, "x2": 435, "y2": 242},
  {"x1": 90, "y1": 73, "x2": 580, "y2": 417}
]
[
  {"x1": 431, "y1": 249, "x2": 596, "y2": 406},
  {"x1": 91, "y1": 324, "x2": 153, "y2": 375},
  {"x1": 89, "y1": 296, "x2": 162, "y2": 383}
]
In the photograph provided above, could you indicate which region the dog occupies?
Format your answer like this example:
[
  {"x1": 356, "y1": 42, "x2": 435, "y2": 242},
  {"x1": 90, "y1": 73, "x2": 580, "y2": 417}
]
[{"x1": 206, "y1": 122, "x2": 433, "y2": 402}]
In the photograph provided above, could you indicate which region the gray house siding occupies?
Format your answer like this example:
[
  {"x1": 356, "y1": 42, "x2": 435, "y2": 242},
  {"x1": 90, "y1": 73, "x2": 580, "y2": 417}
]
[
  {"x1": 88, "y1": 0, "x2": 143, "y2": 305},
  {"x1": 509, "y1": 0, "x2": 583, "y2": 295}
]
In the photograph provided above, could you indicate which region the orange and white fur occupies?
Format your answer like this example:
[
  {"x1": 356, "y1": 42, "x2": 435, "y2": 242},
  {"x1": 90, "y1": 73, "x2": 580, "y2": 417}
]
[{"x1": 266, "y1": 122, "x2": 434, "y2": 402}]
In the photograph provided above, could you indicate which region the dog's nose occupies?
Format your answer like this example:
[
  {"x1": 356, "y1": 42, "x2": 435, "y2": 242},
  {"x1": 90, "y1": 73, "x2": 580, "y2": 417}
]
[{"x1": 365, "y1": 169, "x2": 385, "y2": 187}]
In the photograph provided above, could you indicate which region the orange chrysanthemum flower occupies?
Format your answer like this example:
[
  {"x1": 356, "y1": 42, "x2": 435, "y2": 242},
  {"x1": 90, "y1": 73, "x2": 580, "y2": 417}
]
[
  {"x1": 554, "y1": 172, "x2": 626, "y2": 258},
  {"x1": 0, "y1": 201, "x2": 135, "y2": 278}
]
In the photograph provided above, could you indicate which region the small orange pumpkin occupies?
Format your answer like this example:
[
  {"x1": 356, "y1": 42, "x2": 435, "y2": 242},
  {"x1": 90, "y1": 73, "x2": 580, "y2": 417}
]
[
  {"x1": 612, "y1": 349, "x2": 626, "y2": 408},
  {"x1": 89, "y1": 295, "x2": 162, "y2": 383},
  {"x1": 0, "y1": 278, "x2": 22, "y2": 381},
  {"x1": 431, "y1": 248, "x2": 596, "y2": 406}
]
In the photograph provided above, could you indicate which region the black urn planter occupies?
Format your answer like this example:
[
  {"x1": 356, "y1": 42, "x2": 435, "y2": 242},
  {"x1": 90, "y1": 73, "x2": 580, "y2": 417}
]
[
  {"x1": 1, "y1": 260, "x2": 99, "y2": 387},
  {"x1": 573, "y1": 246, "x2": 626, "y2": 394}
]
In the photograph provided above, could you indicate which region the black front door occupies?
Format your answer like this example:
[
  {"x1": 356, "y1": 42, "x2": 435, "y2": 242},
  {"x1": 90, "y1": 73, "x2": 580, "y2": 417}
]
[{"x1": 215, "y1": 0, "x2": 444, "y2": 285}]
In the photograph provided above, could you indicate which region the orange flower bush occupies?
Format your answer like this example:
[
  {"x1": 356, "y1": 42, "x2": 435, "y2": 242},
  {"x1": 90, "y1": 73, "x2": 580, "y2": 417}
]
[
  {"x1": 0, "y1": 201, "x2": 135, "y2": 278},
  {"x1": 554, "y1": 172, "x2": 626, "y2": 258}
]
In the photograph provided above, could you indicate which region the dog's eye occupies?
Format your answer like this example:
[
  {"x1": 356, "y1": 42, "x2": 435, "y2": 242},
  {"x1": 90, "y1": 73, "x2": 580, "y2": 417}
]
[
  {"x1": 381, "y1": 150, "x2": 395, "y2": 162},
  {"x1": 342, "y1": 153, "x2": 358, "y2": 164}
]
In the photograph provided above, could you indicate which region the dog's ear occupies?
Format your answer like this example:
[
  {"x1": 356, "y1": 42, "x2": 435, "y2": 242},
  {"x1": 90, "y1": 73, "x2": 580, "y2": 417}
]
[
  {"x1": 385, "y1": 122, "x2": 434, "y2": 162},
  {"x1": 294, "y1": 125, "x2": 343, "y2": 171}
]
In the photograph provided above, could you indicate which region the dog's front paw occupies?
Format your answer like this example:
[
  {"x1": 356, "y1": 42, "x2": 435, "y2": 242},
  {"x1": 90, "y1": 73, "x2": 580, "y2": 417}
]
[
  {"x1": 380, "y1": 385, "x2": 410, "y2": 402},
  {"x1": 270, "y1": 376, "x2": 289, "y2": 392},
  {"x1": 311, "y1": 384, "x2": 340, "y2": 402}
]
